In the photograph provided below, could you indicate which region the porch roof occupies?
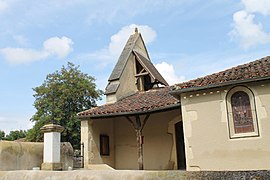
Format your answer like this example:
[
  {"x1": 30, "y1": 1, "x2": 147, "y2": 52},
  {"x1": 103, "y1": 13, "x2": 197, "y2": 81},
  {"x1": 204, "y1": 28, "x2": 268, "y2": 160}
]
[
  {"x1": 77, "y1": 87, "x2": 179, "y2": 119},
  {"x1": 171, "y1": 56, "x2": 270, "y2": 94}
]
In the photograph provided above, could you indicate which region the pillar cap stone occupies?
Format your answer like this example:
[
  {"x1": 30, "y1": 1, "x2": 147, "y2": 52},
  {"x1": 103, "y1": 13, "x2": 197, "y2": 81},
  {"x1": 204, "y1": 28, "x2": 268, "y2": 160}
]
[{"x1": 40, "y1": 123, "x2": 64, "y2": 133}]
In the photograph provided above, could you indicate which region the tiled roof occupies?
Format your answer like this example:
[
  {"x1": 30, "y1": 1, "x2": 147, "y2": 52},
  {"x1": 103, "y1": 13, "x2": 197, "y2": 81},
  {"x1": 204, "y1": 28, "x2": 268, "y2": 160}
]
[
  {"x1": 104, "y1": 82, "x2": 120, "y2": 95},
  {"x1": 77, "y1": 87, "x2": 179, "y2": 118},
  {"x1": 174, "y1": 56, "x2": 270, "y2": 92}
]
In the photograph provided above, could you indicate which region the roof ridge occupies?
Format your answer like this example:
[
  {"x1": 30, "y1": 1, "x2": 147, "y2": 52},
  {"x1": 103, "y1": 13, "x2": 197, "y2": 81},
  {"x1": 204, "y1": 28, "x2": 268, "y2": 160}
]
[{"x1": 174, "y1": 55, "x2": 270, "y2": 91}]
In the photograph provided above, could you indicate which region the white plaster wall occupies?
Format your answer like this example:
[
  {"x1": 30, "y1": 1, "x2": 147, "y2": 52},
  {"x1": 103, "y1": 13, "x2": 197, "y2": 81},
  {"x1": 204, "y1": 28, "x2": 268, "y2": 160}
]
[
  {"x1": 116, "y1": 55, "x2": 137, "y2": 100},
  {"x1": 114, "y1": 117, "x2": 137, "y2": 169},
  {"x1": 88, "y1": 118, "x2": 115, "y2": 167},
  {"x1": 43, "y1": 132, "x2": 61, "y2": 163},
  {"x1": 114, "y1": 110, "x2": 181, "y2": 170},
  {"x1": 81, "y1": 120, "x2": 90, "y2": 166},
  {"x1": 181, "y1": 81, "x2": 270, "y2": 171}
]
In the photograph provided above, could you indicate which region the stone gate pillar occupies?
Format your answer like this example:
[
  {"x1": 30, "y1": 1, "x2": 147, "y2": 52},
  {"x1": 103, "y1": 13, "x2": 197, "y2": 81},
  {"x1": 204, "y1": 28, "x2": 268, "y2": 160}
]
[{"x1": 40, "y1": 123, "x2": 64, "y2": 170}]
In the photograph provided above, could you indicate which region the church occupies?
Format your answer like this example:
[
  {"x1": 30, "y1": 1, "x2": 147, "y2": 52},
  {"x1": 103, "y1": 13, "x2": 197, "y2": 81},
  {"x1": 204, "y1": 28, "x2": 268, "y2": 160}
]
[{"x1": 77, "y1": 29, "x2": 270, "y2": 171}]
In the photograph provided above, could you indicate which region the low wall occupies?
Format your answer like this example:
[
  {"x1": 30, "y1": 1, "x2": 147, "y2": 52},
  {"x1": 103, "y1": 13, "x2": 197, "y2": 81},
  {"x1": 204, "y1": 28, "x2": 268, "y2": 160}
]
[
  {"x1": 0, "y1": 170, "x2": 269, "y2": 180},
  {"x1": 0, "y1": 141, "x2": 73, "y2": 171}
]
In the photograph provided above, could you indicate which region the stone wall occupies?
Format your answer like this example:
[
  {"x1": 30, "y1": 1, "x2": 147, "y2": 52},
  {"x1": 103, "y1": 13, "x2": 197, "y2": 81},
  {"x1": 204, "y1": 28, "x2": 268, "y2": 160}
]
[
  {"x1": 0, "y1": 170, "x2": 269, "y2": 180},
  {"x1": 0, "y1": 141, "x2": 73, "y2": 170}
]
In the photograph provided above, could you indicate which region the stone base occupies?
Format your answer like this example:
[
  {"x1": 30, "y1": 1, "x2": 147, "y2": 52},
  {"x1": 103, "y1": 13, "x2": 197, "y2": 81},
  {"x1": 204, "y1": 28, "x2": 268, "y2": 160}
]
[{"x1": 41, "y1": 163, "x2": 62, "y2": 171}]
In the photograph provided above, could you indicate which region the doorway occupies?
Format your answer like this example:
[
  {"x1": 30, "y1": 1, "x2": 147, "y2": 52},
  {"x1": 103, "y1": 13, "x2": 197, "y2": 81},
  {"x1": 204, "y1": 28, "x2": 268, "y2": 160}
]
[{"x1": 175, "y1": 121, "x2": 186, "y2": 170}]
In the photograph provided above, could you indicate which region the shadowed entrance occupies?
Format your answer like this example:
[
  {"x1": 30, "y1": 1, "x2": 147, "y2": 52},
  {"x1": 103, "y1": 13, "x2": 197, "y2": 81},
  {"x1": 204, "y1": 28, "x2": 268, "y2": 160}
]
[{"x1": 175, "y1": 121, "x2": 186, "y2": 170}]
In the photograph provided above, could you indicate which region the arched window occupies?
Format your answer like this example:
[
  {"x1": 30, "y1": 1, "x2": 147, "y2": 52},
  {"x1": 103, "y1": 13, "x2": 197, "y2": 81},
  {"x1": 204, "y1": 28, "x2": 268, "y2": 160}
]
[
  {"x1": 231, "y1": 91, "x2": 254, "y2": 133},
  {"x1": 226, "y1": 86, "x2": 259, "y2": 138}
]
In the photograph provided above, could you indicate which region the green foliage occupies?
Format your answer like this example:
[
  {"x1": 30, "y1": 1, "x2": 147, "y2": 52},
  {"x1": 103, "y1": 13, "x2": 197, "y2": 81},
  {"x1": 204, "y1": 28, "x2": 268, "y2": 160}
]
[
  {"x1": 4, "y1": 130, "x2": 27, "y2": 141},
  {"x1": 0, "y1": 130, "x2": 5, "y2": 140},
  {"x1": 26, "y1": 62, "x2": 103, "y2": 149}
]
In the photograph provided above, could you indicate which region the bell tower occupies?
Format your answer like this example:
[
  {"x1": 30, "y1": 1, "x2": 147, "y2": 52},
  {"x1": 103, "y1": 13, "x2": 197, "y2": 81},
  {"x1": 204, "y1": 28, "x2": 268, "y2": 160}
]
[{"x1": 105, "y1": 28, "x2": 168, "y2": 104}]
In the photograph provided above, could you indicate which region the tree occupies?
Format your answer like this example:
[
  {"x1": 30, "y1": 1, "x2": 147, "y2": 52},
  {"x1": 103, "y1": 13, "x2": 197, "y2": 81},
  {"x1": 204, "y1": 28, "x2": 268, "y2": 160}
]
[
  {"x1": 5, "y1": 130, "x2": 27, "y2": 141},
  {"x1": 26, "y1": 62, "x2": 103, "y2": 149},
  {"x1": 0, "y1": 130, "x2": 5, "y2": 140}
]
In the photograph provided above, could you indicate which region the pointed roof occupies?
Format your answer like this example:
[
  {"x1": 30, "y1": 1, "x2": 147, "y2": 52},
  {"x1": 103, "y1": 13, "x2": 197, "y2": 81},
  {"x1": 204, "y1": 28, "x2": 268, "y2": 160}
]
[
  {"x1": 105, "y1": 30, "x2": 168, "y2": 95},
  {"x1": 108, "y1": 32, "x2": 149, "y2": 81}
]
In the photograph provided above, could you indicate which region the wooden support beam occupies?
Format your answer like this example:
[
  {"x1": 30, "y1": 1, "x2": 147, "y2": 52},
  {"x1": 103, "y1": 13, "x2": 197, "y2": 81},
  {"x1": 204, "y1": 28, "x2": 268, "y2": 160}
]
[
  {"x1": 141, "y1": 114, "x2": 150, "y2": 130},
  {"x1": 125, "y1": 116, "x2": 137, "y2": 130},
  {"x1": 135, "y1": 72, "x2": 149, "y2": 77},
  {"x1": 125, "y1": 114, "x2": 151, "y2": 170}
]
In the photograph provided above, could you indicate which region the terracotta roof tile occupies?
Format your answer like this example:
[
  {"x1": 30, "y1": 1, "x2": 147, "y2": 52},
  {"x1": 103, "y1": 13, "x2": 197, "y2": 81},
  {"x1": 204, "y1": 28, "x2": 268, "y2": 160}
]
[
  {"x1": 175, "y1": 56, "x2": 270, "y2": 91},
  {"x1": 77, "y1": 87, "x2": 179, "y2": 118}
]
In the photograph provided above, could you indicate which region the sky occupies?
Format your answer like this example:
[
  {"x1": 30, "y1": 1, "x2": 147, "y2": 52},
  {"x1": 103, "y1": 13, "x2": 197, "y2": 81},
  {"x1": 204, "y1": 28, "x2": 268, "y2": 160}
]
[{"x1": 0, "y1": 0, "x2": 270, "y2": 133}]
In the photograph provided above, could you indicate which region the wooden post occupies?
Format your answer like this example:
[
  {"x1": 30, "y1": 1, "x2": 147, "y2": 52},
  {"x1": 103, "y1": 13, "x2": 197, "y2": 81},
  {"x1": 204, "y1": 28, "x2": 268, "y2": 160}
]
[
  {"x1": 126, "y1": 114, "x2": 150, "y2": 170},
  {"x1": 137, "y1": 129, "x2": 143, "y2": 170}
]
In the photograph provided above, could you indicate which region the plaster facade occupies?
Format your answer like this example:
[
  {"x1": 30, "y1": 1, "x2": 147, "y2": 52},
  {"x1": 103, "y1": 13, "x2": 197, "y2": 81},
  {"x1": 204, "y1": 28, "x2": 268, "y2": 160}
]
[
  {"x1": 81, "y1": 110, "x2": 183, "y2": 170},
  {"x1": 180, "y1": 80, "x2": 270, "y2": 171}
]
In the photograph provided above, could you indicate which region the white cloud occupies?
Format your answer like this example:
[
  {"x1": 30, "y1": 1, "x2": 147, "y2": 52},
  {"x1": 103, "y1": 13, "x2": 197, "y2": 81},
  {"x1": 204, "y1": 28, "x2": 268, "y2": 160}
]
[
  {"x1": 230, "y1": 10, "x2": 270, "y2": 49},
  {"x1": 0, "y1": 0, "x2": 8, "y2": 13},
  {"x1": 0, "y1": 48, "x2": 49, "y2": 64},
  {"x1": 230, "y1": 0, "x2": 270, "y2": 49},
  {"x1": 242, "y1": 0, "x2": 270, "y2": 15},
  {"x1": 155, "y1": 62, "x2": 185, "y2": 85},
  {"x1": 79, "y1": 24, "x2": 156, "y2": 66},
  {"x1": 43, "y1": 36, "x2": 73, "y2": 58},
  {"x1": 0, "y1": 36, "x2": 73, "y2": 64}
]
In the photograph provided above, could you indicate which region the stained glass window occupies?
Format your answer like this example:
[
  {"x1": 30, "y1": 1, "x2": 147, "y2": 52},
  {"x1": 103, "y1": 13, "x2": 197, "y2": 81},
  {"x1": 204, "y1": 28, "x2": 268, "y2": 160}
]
[{"x1": 231, "y1": 91, "x2": 254, "y2": 133}]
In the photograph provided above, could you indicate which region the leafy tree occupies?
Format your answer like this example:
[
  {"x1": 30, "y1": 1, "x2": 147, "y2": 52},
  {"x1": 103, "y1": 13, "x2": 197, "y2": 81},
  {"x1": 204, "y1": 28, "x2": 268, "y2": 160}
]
[
  {"x1": 5, "y1": 130, "x2": 27, "y2": 141},
  {"x1": 0, "y1": 130, "x2": 5, "y2": 140},
  {"x1": 26, "y1": 62, "x2": 103, "y2": 149}
]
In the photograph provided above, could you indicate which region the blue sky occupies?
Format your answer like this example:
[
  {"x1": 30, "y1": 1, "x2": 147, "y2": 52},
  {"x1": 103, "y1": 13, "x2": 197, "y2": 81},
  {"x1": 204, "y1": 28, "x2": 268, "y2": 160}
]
[{"x1": 0, "y1": 0, "x2": 270, "y2": 133}]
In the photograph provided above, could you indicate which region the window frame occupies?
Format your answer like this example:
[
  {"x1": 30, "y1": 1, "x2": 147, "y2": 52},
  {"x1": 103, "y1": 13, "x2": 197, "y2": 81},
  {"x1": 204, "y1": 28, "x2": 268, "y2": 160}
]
[
  {"x1": 100, "y1": 134, "x2": 110, "y2": 156},
  {"x1": 226, "y1": 86, "x2": 259, "y2": 139}
]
